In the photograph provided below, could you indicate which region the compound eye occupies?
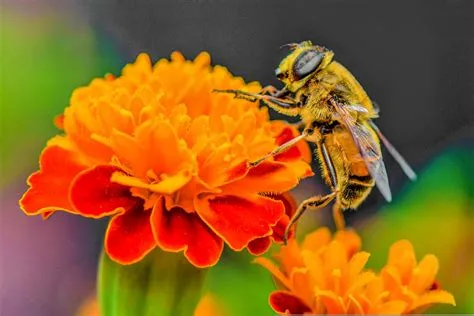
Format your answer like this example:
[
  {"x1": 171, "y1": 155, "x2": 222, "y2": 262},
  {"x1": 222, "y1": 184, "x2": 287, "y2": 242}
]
[
  {"x1": 293, "y1": 50, "x2": 323, "y2": 80},
  {"x1": 275, "y1": 68, "x2": 287, "y2": 80}
]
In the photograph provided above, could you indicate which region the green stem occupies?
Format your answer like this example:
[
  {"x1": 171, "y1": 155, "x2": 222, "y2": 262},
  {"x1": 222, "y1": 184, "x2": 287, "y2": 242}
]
[{"x1": 98, "y1": 249, "x2": 207, "y2": 316}]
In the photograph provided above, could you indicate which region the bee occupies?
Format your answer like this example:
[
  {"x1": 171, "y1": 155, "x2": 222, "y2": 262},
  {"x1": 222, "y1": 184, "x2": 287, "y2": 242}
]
[{"x1": 215, "y1": 40, "x2": 416, "y2": 242}]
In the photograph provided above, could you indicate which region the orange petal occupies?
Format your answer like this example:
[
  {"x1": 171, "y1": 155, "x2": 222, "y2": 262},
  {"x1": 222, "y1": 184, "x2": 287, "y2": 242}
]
[
  {"x1": 151, "y1": 198, "x2": 224, "y2": 268},
  {"x1": 371, "y1": 300, "x2": 408, "y2": 314},
  {"x1": 20, "y1": 144, "x2": 87, "y2": 216},
  {"x1": 301, "y1": 227, "x2": 332, "y2": 252},
  {"x1": 387, "y1": 239, "x2": 417, "y2": 282},
  {"x1": 111, "y1": 171, "x2": 191, "y2": 195},
  {"x1": 409, "y1": 254, "x2": 439, "y2": 293},
  {"x1": 221, "y1": 161, "x2": 299, "y2": 195},
  {"x1": 301, "y1": 250, "x2": 326, "y2": 289},
  {"x1": 289, "y1": 268, "x2": 314, "y2": 308},
  {"x1": 316, "y1": 289, "x2": 346, "y2": 314},
  {"x1": 70, "y1": 165, "x2": 140, "y2": 218},
  {"x1": 195, "y1": 194, "x2": 284, "y2": 250},
  {"x1": 323, "y1": 241, "x2": 348, "y2": 272},
  {"x1": 134, "y1": 119, "x2": 196, "y2": 176},
  {"x1": 348, "y1": 252, "x2": 371, "y2": 282},
  {"x1": 333, "y1": 229, "x2": 362, "y2": 258},
  {"x1": 104, "y1": 206, "x2": 156, "y2": 265},
  {"x1": 269, "y1": 291, "x2": 313, "y2": 314},
  {"x1": 275, "y1": 240, "x2": 305, "y2": 276},
  {"x1": 411, "y1": 290, "x2": 456, "y2": 310}
]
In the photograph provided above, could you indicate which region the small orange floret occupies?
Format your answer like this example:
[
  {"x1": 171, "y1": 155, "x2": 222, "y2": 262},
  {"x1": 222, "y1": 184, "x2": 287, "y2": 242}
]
[
  {"x1": 256, "y1": 228, "x2": 455, "y2": 315},
  {"x1": 380, "y1": 240, "x2": 456, "y2": 313},
  {"x1": 19, "y1": 52, "x2": 312, "y2": 268}
]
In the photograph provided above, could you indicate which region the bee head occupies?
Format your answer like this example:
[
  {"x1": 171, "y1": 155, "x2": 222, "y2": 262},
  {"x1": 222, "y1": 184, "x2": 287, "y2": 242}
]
[{"x1": 275, "y1": 41, "x2": 334, "y2": 92}]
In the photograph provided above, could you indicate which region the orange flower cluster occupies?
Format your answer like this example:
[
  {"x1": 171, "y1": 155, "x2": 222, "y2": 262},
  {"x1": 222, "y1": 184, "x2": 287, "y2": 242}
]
[
  {"x1": 255, "y1": 227, "x2": 455, "y2": 315},
  {"x1": 20, "y1": 52, "x2": 312, "y2": 268}
]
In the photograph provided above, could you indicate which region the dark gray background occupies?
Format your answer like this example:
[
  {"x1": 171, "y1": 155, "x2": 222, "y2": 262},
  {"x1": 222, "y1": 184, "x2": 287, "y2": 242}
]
[{"x1": 82, "y1": 0, "x2": 473, "y2": 208}]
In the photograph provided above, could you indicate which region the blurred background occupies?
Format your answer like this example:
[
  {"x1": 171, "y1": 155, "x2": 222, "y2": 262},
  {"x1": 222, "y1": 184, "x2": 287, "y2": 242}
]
[{"x1": 1, "y1": 0, "x2": 473, "y2": 315}]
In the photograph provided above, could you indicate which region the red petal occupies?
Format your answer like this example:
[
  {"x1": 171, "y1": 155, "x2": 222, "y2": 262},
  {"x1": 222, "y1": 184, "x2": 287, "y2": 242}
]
[
  {"x1": 105, "y1": 205, "x2": 156, "y2": 264},
  {"x1": 20, "y1": 145, "x2": 87, "y2": 216},
  {"x1": 222, "y1": 161, "x2": 299, "y2": 194},
  {"x1": 151, "y1": 199, "x2": 224, "y2": 268},
  {"x1": 267, "y1": 193, "x2": 298, "y2": 243},
  {"x1": 247, "y1": 237, "x2": 272, "y2": 256},
  {"x1": 274, "y1": 127, "x2": 303, "y2": 161},
  {"x1": 195, "y1": 194, "x2": 284, "y2": 251},
  {"x1": 70, "y1": 165, "x2": 140, "y2": 218},
  {"x1": 269, "y1": 291, "x2": 313, "y2": 314}
]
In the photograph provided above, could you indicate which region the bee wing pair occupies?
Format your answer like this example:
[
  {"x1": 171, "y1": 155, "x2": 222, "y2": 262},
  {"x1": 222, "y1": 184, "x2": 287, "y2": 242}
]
[{"x1": 333, "y1": 101, "x2": 417, "y2": 202}]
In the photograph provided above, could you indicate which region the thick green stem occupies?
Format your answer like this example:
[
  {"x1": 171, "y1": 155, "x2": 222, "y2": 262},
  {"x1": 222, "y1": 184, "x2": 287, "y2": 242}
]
[{"x1": 98, "y1": 249, "x2": 208, "y2": 316}]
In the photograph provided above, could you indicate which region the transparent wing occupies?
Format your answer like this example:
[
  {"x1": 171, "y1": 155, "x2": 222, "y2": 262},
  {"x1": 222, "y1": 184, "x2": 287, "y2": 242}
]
[
  {"x1": 369, "y1": 120, "x2": 417, "y2": 181},
  {"x1": 332, "y1": 101, "x2": 392, "y2": 202}
]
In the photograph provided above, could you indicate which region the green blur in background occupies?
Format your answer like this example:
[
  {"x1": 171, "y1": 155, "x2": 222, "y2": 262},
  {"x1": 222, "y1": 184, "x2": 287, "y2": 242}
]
[{"x1": 1, "y1": 5, "x2": 473, "y2": 316}]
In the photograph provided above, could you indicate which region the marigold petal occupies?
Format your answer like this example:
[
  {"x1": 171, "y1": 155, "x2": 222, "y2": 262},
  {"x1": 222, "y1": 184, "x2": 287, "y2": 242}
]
[
  {"x1": 195, "y1": 194, "x2": 284, "y2": 250},
  {"x1": 20, "y1": 144, "x2": 86, "y2": 216},
  {"x1": 301, "y1": 250, "x2": 326, "y2": 289},
  {"x1": 111, "y1": 171, "x2": 191, "y2": 195},
  {"x1": 269, "y1": 291, "x2": 312, "y2": 314},
  {"x1": 333, "y1": 229, "x2": 362, "y2": 258},
  {"x1": 247, "y1": 237, "x2": 272, "y2": 256},
  {"x1": 387, "y1": 239, "x2": 417, "y2": 281},
  {"x1": 222, "y1": 161, "x2": 299, "y2": 195},
  {"x1": 135, "y1": 119, "x2": 196, "y2": 176},
  {"x1": 289, "y1": 268, "x2": 314, "y2": 309},
  {"x1": 268, "y1": 193, "x2": 298, "y2": 243},
  {"x1": 70, "y1": 165, "x2": 140, "y2": 218},
  {"x1": 348, "y1": 252, "x2": 371, "y2": 282},
  {"x1": 317, "y1": 289, "x2": 346, "y2": 314},
  {"x1": 411, "y1": 290, "x2": 456, "y2": 310},
  {"x1": 409, "y1": 254, "x2": 439, "y2": 293},
  {"x1": 151, "y1": 199, "x2": 224, "y2": 268},
  {"x1": 275, "y1": 239, "x2": 305, "y2": 276},
  {"x1": 323, "y1": 241, "x2": 348, "y2": 272},
  {"x1": 301, "y1": 227, "x2": 332, "y2": 252},
  {"x1": 371, "y1": 300, "x2": 408, "y2": 314},
  {"x1": 347, "y1": 295, "x2": 365, "y2": 314},
  {"x1": 104, "y1": 206, "x2": 155, "y2": 264},
  {"x1": 271, "y1": 122, "x2": 312, "y2": 163},
  {"x1": 254, "y1": 257, "x2": 293, "y2": 291}
]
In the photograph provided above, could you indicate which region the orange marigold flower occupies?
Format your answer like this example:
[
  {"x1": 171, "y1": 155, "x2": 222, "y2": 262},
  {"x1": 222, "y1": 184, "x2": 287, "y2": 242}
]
[
  {"x1": 255, "y1": 227, "x2": 455, "y2": 315},
  {"x1": 380, "y1": 239, "x2": 456, "y2": 313},
  {"x1": 19, "y1": 52, "x2": 312, "y2": 268}
]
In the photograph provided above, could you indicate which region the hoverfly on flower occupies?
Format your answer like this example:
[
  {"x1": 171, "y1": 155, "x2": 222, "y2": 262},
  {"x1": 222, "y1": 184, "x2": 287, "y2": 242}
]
[{"x1": 216, "y1": 40, "x2": 417, "y2": 242}]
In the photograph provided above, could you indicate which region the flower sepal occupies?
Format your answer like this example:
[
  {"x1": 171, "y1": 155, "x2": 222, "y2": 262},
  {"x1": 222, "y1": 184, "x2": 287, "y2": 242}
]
[{"x1": 98, "y1": 248, "x2": 207, "y2": 316}]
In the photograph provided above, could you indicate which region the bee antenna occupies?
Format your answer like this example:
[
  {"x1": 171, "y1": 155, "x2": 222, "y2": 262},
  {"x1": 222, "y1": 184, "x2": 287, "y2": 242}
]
[{"x1": 280, "y1": 43, "x2": 299, "y2": 50}]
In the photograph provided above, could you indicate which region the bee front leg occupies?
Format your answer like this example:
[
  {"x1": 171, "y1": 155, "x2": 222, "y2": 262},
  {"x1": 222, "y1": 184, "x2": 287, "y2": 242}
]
[{"x1": 249, "y1": 127, "x2": 311, "y2": 167}]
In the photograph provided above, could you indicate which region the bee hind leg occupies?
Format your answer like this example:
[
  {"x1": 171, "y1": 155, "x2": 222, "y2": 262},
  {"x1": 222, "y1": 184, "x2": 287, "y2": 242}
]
[
  {"x1": 283, "y1": 191, "x2": 337, "y2": 245},
  {"x1": 332, "y1": 200, "x2": 346, "y2": 231}
]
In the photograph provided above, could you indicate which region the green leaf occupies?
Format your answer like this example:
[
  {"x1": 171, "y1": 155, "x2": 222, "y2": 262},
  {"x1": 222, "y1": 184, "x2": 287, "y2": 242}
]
[{"x1": 98, "y1": 249, "x2": 208, "y2": 316}]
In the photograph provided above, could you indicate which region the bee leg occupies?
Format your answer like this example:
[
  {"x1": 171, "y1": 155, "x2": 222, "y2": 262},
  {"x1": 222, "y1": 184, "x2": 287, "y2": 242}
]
[
  {"x1": 212, "y1": 89, "x2": 259, "y2": 102},
  {"x1": 283, "y1": 191, "x2": 337, "y2": 245},
  {"x1": 258, "y1": 95, "x2": 301, "y2": 116},
  {"x1": 332, "y1": 201, "x2": 345, "y2": 231},
  {"x1": 249, "y1": 130, "x2": 308, "y2": 167},
  {"x1": 260, "y1": 85, "x2": 290, "y2": 98}
]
